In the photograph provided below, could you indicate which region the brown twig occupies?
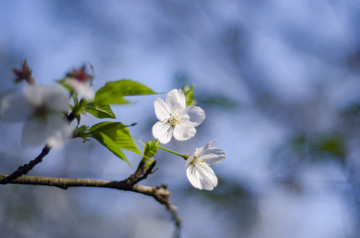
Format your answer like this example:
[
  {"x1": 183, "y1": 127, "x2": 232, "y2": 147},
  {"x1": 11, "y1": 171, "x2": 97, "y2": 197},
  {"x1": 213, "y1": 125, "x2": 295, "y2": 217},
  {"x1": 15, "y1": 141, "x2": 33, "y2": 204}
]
[{"x1": 0, "y1": 145, "x2": 51, "y2": 184}]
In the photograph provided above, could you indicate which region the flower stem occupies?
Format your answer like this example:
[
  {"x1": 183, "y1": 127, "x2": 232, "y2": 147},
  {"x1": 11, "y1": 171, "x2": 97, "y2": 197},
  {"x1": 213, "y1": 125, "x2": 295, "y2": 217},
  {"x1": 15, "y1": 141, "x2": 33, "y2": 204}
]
[{"x1": 157, "y1": 146, "x2": 188, "y2": 160}]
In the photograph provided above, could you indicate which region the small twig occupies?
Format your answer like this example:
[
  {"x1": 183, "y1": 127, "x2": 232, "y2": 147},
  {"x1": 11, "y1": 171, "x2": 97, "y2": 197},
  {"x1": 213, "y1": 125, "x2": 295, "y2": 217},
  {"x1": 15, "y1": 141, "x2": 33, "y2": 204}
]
[
  {"x1": 0, "y1": 145, "x2": 51, "y2": 184},
  {"x1": 128, "y1": 160, "x2": 157, "y2": 184}
]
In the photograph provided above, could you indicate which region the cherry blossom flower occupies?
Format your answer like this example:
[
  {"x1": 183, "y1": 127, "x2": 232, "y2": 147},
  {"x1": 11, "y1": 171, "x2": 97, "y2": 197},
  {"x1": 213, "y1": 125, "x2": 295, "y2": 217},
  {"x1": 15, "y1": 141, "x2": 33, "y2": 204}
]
[
  {"x1": 186, "y1": 141, "x2": 226, "y2": 190},
  {"x1": 0, "y1": 85, "x2": 72, "y2": 147},
  {"x1": 64, "y1": 66, "x2": 94, "y2": 100},
  {"x1": 152, "y1": 89, "x2": 205, "y2": 144}
]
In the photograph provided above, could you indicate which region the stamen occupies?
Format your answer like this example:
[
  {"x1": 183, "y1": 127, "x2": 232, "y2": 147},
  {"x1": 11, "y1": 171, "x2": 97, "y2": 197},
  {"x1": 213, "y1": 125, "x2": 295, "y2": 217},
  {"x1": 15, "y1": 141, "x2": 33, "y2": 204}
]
[{"x1": 167, "y1": 114, "x2": 179, "y2": 128}]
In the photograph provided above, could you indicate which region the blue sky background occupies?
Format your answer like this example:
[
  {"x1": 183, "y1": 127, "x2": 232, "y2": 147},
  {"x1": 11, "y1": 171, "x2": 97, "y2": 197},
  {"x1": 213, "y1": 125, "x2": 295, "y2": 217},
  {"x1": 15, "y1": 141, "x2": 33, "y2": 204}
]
[{"x1": 1, "y1": 1, "x2": 360, "y2": 237}]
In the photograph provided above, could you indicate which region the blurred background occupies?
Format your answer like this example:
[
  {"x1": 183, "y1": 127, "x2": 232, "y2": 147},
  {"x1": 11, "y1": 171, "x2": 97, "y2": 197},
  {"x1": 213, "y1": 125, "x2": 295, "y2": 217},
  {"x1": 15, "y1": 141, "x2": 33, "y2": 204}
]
[{"x1": 0, "y1": 0, "x2": 360, "y2": 237}]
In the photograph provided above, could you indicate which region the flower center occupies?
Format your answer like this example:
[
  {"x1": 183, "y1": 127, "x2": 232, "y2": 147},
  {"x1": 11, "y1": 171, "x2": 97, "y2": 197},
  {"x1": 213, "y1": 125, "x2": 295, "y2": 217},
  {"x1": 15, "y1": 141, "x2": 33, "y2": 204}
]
[
  {"x1": 190, "y1": 155, "x2": 205, "y2": 165},
  {"x1": 168, "y1": 114, "x2": 179, "y2": 128},
  {"x1": 33, "y1": 104, "x2": 51, "y2": 121}
]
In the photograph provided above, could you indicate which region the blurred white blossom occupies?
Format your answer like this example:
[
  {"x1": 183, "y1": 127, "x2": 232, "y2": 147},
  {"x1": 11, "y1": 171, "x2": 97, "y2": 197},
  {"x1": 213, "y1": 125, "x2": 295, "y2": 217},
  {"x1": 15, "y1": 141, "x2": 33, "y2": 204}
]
[
  {"x1": 65, "y1": 78, "x2": 94, "y2": 100},
  {"x1": 64, "y1": 65, "x2": 94, "y2": 100},
  {"x1": 186, "y1": 141, "x2": 226, "y2": 190},
  {"x1": 152, "y1": 89, "x2": 205, "y2": 144},
  {"x1": 0, "y1": 85, "x2": 72, "y2": 147}
]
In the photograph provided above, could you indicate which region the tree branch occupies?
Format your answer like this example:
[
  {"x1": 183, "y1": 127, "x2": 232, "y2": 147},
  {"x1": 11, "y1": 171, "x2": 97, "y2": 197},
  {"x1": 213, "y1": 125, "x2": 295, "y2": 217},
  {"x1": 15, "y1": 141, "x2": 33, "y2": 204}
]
[
  {"x1": 0, "y1": 173, "x2": 182, "y2": 234},
  {"x1": 0, "y1": 173, "x2": 163, "y2": 193},
  {"x1": 0, "y1": 157, "x2": 181, "y2": 235}
]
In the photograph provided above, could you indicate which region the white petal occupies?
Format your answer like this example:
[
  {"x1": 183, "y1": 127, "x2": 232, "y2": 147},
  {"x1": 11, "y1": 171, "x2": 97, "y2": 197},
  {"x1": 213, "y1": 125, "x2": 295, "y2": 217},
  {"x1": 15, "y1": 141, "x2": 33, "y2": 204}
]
[
  {"x1": 0, "y1": 91, "x2": 32, "y2": 121},
  {"x1": 26, "y1": 85, "x2": 69, "y2": 111},
  {"x1": 25, "y1": 85, "x2": 44, "y2": 106},
  {"x1": 45, "y1": 86, "x2": 70, "y2": 111},
  {"x1": 45, "y1": 115, "x2": 72, "y2": 147},
  {"x1": 184, "y1": 105, "x2": 205, "y2": 127},
  {"x1": 65, "y1": 79, "x2": 94, "y2": 101},
  {"x1": 193, "y1": 143, "x2": 209, "y2": 157},
  {"x1": 21, "y1": 115, "x2": 71, "y2": 147},
  {"x1": 173, "y1": 123, "x2": 196, "y2": 141},
  {"x1": 193, "y1": 140, "x2": 216, "y2": 158},
  {"x1": 201, "y1": 147, "x2": 226, "y2": 166},
  {"x1": 154, "y1": 98, "x2": 170, "y2": 121},
  {"x1": 21, "y1": 119, "x2": 48, "y2": 147},
  {"x1": 165, "y1": 89, "x2": 185, "y2": 113},
  {"x1": 152, "y1": 121, "x2": 173, "y2": 144},
  {"x1": 178, "y1": 112, "x2": 190, "y2": 122},
  {"x1": 197, "y1": 163, "x2": 218, "y2": 190},
  {"x1": 186, "y1": 165, "x2": 203, "y2": 190}
]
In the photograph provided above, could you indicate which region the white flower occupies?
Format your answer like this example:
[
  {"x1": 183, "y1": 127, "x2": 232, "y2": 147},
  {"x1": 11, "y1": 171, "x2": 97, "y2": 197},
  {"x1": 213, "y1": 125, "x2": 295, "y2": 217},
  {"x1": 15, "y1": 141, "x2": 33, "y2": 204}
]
[
  {"x1": 65, "y1": 77, "x2": 94, "y2": 101},
  {"x1": 186, "y1": 141, "x2": 226, "y2": 190},
  {"x1": 152, "y1": 89, "x2": 205, "y2": 144},
  {"x1": 64, "y1": 66, "x2": 95, "y2": 101},
  {"x1": 0, "y1": 85, "x2": 72, "y2": 147}
]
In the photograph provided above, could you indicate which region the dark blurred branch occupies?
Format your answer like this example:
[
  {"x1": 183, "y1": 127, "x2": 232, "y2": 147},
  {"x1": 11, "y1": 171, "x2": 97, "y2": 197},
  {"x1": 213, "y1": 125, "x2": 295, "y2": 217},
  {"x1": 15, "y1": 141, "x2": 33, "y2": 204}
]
[{"x1": 0, "y1": 145, "x2": 51, "y2": 184}]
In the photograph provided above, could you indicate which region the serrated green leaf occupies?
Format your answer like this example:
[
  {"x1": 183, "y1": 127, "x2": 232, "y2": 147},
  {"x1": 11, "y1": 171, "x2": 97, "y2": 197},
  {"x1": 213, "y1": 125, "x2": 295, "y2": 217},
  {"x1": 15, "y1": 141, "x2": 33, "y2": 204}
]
[
  {"x1": 92, "y1": 132, "x2": 130, "y2": 165},
  {"x1": 84, "y1": 103, "x2": 116, "y2": 119},
  {"x1": 89, "y1": 122, "x2": 142, "y2": 156},
  {"x1": 94, "y1": 80, "x2": 157, "y2": 105}
]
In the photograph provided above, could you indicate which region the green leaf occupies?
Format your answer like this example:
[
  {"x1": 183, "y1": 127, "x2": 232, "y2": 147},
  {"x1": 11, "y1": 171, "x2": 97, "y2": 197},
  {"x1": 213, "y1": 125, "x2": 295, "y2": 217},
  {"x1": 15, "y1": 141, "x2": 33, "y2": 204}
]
[
  {"x1": 89, "y1": 121, "x2": 116, "y2": 131},
  {"x1": 143, "y1": 139, "x2": 159, "y2": 159},
  {"x1": 73, "y1": 125, "x2": 88, "y2": 139},
  {"x1": 92, "y1": 132, "x2": 129, "y2": 165},
  {"x1": 182, "y1": 85, "x2": 195, "y2": 106},
  {"x1": 94, "y1": 80, "x2": 157, "y2": 105},
  {"x1": 84, "y1": 103, "x2": 116, "y2": 119},
  {"x1": 89, "y1": 122, "x2": 142, "y2": 164},
  {"x1": 140, "y1": 140, "x2": 159, "y2": 169}
]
